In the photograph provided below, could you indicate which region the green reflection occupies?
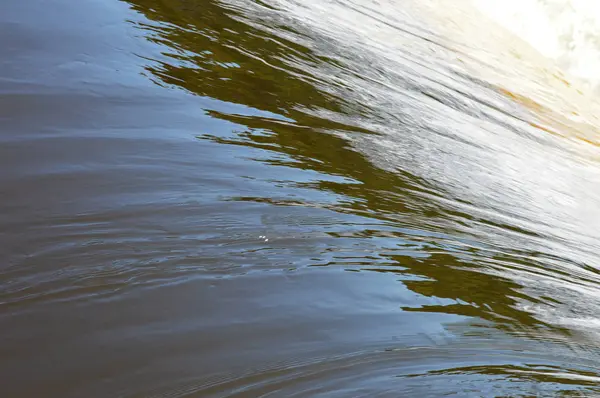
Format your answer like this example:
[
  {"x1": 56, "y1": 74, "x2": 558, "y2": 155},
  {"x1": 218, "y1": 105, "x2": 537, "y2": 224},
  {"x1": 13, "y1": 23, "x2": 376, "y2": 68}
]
[
  {"x1": 123, "y1": 0, "x2": 597, "y2": 391},
  {"x1": 128, "y1": 0, "x2": 369, "y2": 128},
  {"x1": 123, "y1": 0, "x2": 572, "y2": 332}
]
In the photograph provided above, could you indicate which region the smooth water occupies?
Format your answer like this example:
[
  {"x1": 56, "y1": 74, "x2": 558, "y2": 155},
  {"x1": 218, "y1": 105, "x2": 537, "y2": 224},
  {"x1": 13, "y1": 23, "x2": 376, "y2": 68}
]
[{"x1": 2, "y1": 0, "x2": 600, "y2": 396}]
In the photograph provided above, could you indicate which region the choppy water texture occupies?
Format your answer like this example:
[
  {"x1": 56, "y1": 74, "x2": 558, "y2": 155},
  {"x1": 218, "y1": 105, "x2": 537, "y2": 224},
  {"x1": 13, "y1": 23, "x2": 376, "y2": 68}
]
[{"x1": 3, "y1": 0, "x2": 600, "y2": 396}]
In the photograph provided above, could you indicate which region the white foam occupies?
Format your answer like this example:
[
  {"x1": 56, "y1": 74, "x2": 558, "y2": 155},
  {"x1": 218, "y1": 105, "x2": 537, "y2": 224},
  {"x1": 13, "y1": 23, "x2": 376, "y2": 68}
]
[{"x1": 473, "y1": 0, "x2": 600, "y2": 89}]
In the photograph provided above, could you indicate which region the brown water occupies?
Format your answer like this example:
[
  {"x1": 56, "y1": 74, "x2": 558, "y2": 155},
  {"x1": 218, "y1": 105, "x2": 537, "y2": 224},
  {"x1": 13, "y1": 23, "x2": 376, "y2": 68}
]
[{"x1": 3, "y1": 0, "x2": 600, "y2": 396}]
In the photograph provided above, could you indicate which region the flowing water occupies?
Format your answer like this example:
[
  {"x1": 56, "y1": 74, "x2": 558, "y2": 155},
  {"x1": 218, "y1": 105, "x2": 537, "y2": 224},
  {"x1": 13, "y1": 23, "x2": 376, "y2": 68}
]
[{"x1": 3, "y1": 0, "x2": 600, "y2": 396}]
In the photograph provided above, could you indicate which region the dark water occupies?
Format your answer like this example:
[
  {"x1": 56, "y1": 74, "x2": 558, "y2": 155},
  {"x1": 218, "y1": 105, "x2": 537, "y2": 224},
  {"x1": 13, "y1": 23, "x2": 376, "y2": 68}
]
[{"x1": 3, "y1": 0, "x2": 600, "y2": 396}]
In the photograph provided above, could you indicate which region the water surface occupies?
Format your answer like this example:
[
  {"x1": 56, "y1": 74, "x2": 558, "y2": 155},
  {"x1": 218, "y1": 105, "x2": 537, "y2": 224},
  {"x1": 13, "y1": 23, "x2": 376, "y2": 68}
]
[{"x1": 2, "y1": 0, "x2": 600, "y2": 396}]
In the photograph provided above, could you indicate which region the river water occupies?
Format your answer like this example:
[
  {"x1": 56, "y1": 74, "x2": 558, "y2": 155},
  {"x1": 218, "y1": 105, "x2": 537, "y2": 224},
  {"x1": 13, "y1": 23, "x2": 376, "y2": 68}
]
[{"x1": 3, "y1": 0, "x2": 600, "y2": 396}]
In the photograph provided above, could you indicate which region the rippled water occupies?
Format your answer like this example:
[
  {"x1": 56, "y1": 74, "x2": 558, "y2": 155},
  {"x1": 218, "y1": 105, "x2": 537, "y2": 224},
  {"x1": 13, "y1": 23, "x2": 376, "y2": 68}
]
[{"x1": 3, "y1": 0, "x2": 600, "y2": 396}]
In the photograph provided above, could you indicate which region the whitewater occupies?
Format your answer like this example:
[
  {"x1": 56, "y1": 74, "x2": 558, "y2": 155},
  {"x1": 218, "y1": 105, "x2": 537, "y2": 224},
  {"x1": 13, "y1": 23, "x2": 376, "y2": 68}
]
[{"x1": 475, "y1": 0, "x2": 600, "y2": 90}]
